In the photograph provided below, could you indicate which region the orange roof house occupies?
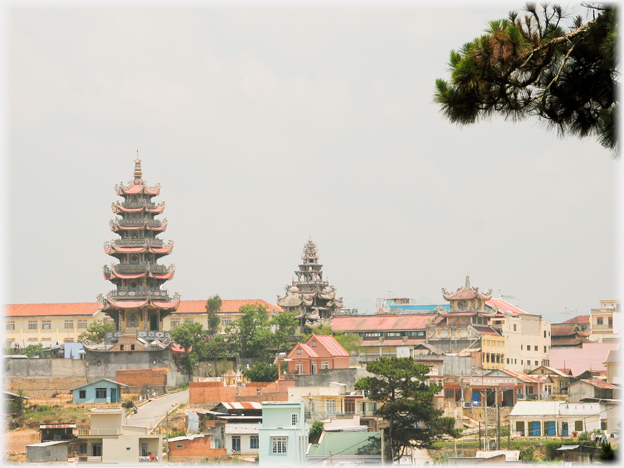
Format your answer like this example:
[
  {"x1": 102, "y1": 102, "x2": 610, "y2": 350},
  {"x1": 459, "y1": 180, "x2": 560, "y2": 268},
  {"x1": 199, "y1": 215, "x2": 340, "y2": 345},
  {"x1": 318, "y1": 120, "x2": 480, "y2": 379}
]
[{"x1": 280, "y1": 335, "x2": 350, "y2": 375}]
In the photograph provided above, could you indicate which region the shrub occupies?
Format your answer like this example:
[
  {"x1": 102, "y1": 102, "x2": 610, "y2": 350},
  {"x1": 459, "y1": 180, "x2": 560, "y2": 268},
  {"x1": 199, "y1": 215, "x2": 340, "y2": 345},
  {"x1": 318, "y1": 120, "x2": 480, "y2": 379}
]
[
  {"x1": 121, "y1": 399, "x2": 135, "y2": 408},
  {"x1": 520, "y1": 446, "x2": 534, "y2": 461},
  {"x1": 309, "y1": 421, "x2": 324, "y2": 444},
  {"x1": 544, "y1": 441, "x2": 562, "y2": 460}
]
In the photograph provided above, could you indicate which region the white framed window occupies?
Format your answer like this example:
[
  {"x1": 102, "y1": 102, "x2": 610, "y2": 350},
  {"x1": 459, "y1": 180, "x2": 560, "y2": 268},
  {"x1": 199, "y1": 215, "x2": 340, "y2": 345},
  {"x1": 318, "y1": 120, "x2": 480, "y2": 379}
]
[
  {"x1": 28, "y1": 321, "x2": 38, "y2": 330},
  {"x1": 41, "y1": 320, "x2": 52, "y2": 330},
  {"x1": 170, "y1": 320, "x2": 180, "y2": 328},
  {"x1": 64, "y1": 320, "x2": 74, "y2": 329},
  {"x1": 272, "y1": 437, "x2": 287, "y2": 454},
  {"x1": 295, "y1": 362, "x2": 303, "y2": 374},
  {"x1": 184, "y1": 319, "x2": 194, "y2": 324},
  {"x1": 312, "y1": 340, "x2": 316, "y2": 347},
  {"x1": 6, "y1": 321, "x2": 15, "y2": 330},
  {"x1": 78, "y1": 320, "x2": 88, "y2": 329},
  {"x1": 291, "y1": 413, "x2": 298, "y2": 426},
  {"x1": 325, "y1": 399, "x2": 336, "y2": 415},
  {"x1": 250, "y1": 436, "x2": 259, "y2": 449},
  {"x1": 297, "y1": 348, "x2": 302, "y2": 354},
  {"x1": 321, "y1": 361, "x2": 329, "y2": 370}
]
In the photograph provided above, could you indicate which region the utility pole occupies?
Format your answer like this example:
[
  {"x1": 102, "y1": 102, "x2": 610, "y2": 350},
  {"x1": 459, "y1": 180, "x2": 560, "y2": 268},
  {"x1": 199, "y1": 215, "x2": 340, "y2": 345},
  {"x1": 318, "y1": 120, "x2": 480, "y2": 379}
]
[
  {"x1": 381, "y1": 428, "x2": 385, "y2": 465},
  {"x1": 483, "y1": 389, "x2": 488, "y2": 450},
  {"x1": 165, "y1": 410, "x2": 169, "y2": 460},
  {"x1": 495, "y1": 386, "x2": 501, "y2": 450}
]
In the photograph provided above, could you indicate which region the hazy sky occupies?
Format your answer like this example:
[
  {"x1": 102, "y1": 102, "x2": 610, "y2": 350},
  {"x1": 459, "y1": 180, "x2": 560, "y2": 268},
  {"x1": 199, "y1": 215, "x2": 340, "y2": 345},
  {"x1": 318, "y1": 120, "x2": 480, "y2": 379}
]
[{"x1": 5, "y1": 2, "x2": 621, "y2": 325}]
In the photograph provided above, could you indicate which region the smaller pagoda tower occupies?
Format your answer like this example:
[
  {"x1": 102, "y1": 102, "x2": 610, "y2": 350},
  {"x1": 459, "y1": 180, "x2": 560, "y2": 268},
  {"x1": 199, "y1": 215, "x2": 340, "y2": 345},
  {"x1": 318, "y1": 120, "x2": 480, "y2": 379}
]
[
  {"x1": 91, "y1": 156, "x2": 180, "y2": 351},
  {"x1": 277, "y1": 238, "x2": 343, "y2": 332}
]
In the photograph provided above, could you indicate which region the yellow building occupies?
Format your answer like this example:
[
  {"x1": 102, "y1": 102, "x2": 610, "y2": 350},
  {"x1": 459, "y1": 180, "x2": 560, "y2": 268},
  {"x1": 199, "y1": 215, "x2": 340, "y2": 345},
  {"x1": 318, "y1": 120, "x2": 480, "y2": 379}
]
[
  {"x1": 4, "y1": 303, "x2": 108, "y2": 349},
  {"x1": 590, "y1": 300, "x2": 620, "y2": 342}
]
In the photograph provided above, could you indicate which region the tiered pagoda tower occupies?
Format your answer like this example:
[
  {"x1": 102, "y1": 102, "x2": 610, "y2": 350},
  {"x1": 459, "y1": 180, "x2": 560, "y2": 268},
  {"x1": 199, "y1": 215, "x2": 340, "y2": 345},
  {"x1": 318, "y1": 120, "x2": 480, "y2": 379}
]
[
  {"x1": 90, "y1": 157, "x2": 180, "y2": 351},
  {"x1": 277, "y1": 238, "x2": 343, "y2": 332}
]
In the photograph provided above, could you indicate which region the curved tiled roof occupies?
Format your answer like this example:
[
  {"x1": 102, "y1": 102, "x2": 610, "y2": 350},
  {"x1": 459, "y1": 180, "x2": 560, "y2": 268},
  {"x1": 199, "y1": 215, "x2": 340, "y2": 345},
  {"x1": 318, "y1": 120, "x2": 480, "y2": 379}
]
[{"x1": 173, "y1": 299, "x2": 283, "y2": 315}]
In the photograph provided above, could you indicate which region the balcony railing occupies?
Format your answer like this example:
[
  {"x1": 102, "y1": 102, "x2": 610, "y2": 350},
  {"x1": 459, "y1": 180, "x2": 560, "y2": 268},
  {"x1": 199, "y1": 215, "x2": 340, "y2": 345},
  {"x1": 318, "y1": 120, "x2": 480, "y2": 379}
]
[
  {"x1": 108, "y1": 289, "x2": 170, "y2": 299},
  {"x1": 112, "y1": 238, "x2": 165, "y2": 247},
  {"x1": 121, "y1": 201, "x2": 158, "y2": 209},
  {"x1": 304, "y1": 411, "x2": 377, "y2": 419},
  {"x1": 114, "y1": 264, "x2": 169, "y2": 274},
  {"x1": 117, "y1": 219, "x2": 163, "y2": 227}
]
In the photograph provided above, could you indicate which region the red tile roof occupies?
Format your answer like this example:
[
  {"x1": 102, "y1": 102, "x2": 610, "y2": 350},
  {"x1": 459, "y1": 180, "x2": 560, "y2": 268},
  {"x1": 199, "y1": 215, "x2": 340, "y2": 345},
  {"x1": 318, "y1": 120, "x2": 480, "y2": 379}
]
[
  {"x1": 331, "y1": 315, "x2": 433, "y2": 332},
  {"x1": 551, "y1": 324, "x2": 578, "y2": 336},
  {"x1": 562, "y1": 315, "x2": 590, "y2": 325},
  {"x1": 298, "y1": 343, "x2": 318, "y2": 358},
  {"x1": 470, "y1": 325, "x2": 501, "y2": 335},
  {"x1": 486, "y1": 298, "x2": 526, "y2": 316},
  {"x1": 173, "y1": 299, "x2": 283, "y2": 315},
  {"x1": 500, "y1": 369, "x2": 540, "y2": 383},
  {"x1": 581, "y1": 379, "x2": 619, "y2": 390},
  {"x1": 309, "y1": 335, "x2": 350, "y2": 357},
  {"x1": 5, "y1": 303, "x2": 100, "y2": 317}
]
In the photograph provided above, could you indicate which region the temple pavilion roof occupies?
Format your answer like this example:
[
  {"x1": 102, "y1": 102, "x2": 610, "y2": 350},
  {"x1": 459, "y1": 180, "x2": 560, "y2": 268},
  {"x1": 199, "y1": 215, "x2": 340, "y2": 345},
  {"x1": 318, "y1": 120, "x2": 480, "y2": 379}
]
[{"x1": 442, "y1": 276, "x2": 492, "y2": 301}]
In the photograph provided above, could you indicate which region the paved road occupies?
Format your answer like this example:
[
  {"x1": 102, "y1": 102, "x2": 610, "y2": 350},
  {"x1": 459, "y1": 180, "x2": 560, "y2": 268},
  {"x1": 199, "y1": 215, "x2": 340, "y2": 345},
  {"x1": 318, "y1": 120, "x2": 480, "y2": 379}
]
[{"x1": 125, "y1": 389, "x2": 189, "y2": 431}]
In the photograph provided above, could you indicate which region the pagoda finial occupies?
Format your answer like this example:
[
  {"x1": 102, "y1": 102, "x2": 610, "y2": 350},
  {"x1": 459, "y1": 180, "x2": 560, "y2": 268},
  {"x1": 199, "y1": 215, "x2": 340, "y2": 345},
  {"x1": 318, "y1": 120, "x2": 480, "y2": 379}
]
[
  {"x1": 134, "y1": 151, "x2": 142, "y2": 180},
  {"x1": 465, "y1": 275, "x2": 470, "y2": 288}
]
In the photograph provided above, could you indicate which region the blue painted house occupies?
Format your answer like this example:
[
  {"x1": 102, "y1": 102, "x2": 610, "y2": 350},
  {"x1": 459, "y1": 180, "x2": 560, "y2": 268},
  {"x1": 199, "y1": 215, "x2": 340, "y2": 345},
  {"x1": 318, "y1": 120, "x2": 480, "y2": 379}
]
[
  {"x1": 71, "y1": 379, "x2": 127, "y2": 404},
  {"x1": 259, "y1": 401, "x2": 308, "y2": 466}
]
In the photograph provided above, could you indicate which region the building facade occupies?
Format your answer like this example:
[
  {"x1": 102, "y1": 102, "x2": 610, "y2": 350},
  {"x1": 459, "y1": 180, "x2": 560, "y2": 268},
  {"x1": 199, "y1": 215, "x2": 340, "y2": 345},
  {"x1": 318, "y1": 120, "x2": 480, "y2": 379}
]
[
  {"x1": 590, "y1": 300, "x2": 620, "y2": 342},
  {"x1": 258, "y1": 401, "x2": 308, "y2": 466},
  {"x1": 277, "y1": 238, "x2": 343, "y2": 332}
]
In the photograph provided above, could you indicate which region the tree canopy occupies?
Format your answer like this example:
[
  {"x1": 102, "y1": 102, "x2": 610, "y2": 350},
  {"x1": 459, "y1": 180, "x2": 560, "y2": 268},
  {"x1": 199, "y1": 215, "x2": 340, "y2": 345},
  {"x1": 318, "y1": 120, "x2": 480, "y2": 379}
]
[
  {"x1": 305, "y1": 323, "x2": 362, "y2": 355},
  {"x1": 78, "y1": 320, "x2": 115, "y2": 343},
  {"x1": 171, "y1": 321, "x2": 206, "y2": 380},
  {"x1": 205, "y1": 294, "x2": 223, "y2": 337},
  {"x1": 242, "y1": 361, "x2": 279, "y2": 382},
  {"x1": 355, "y1": 357, "x2": 460, "y2": 462},
  {"x1": 435, "y1": 4, "x2": 618, "y2": 155}
]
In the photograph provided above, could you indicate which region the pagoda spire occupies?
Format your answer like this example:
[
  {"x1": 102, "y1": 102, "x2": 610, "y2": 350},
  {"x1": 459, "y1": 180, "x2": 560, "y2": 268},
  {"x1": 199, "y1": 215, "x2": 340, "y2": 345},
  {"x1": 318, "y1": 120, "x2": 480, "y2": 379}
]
[
  {"x1": 465, "y1": 275, "x2": 470, "y2": 288},
  {"x1": 134, "y1": 152, "x2": 143, "y2": 180}
]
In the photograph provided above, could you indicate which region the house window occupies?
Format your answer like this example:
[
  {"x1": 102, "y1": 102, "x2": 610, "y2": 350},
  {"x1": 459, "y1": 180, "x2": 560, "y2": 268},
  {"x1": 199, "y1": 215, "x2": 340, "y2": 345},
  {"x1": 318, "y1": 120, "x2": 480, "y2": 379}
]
[
  {"x1": 184, "y1": 319, "x2": 194, "y2": 324},
  {"x1": 79, "y1": 390, "x2": 86, "y2": 399},
  {"x1": 513, "y1": 324, "x2": 517, "y2": 331},
  {"x1": 41, "y1": 321, "x2": 51, "y2": 330},
  {"x1": 176, "y1": 445, "x2": 184, "y2": 449},
  {"x1": 544, "y1": 346, "x2": 547, "y2": 353},
  {"x1": 250, "y1": 436, "x2": 259, "y2": 449},
  {"x1": 78, "y1": 320, "x2": 88, "y2": 329},
  {"x1": 321, "y1": 361, "x2": 329, "y2": 370},
  {"x1": 28, "y1": 321, "x2": 38, "y2": 330},
  {"x1": 507, "y1": 358, "x2": 510, "y2": 364},
  {"x1": 64, "y1": 320, "x2": 74, "y2": 329},
  {"x1": 170, "y1": 320, "x2": 180, "y2": 328},
  {"x1": 575, "y1": 420, "x2": 584, "y2": 431},
  {"x1": 521, "y1": 345, "x2": 523, "y2": 350},
  {"x1": 95, "y1": 388, "x2": 107, "y2": 399},
  {"x1": 221, "y1": 319, "x2": 231, "y2": 327},
  {"x1": 232, "y1": 436, "x2": 241, "y2": 452},
  {"x1": 297, "y1": 348, "x2": 302, "y2": 354},
  {"x1": 544, "y1": 330, "x2": 546, "y2": 338},
  {"x1": 325, "y1": 400, "x2": 336, "y2": 415},
  {"x1": 597, "y1": 317, "x2": 604, "y2": 325},
  {"x1": 312, "y1": 340, "x2": 316, "y2": 347},
  {"x1": 445, "y1": 389, "x2": 454, "y2": 398},
  {"x1": 6, "y1": 321, "x2": 15, "y2": 330},
  {"x1": 534, "y1": 346, "x2": 538, "y2": 351},
  {"x1": 535, "y1": 361, "x2": 538, "y2": 366},
  {"x1": 526, "y1": 344, "x2": 530, "y2": 351},
  {"x1": 311, "y1": 362, "x2": 317, "y2": 374},
  {"x1": 272, "y1": 437, "x2": 287, "y2": 454},
  {"x1": 141, "y1": 443, "x2": 148, "y2": 457},
  {"x1": 291, "y1": 413, "x2": 298, "y2": 426},
  {"x1": 609, "y1": 318, "x2": 613, "y2": 327},
  {"x1": 295, "y1": 362, "x2": 303, "y2": 374}
]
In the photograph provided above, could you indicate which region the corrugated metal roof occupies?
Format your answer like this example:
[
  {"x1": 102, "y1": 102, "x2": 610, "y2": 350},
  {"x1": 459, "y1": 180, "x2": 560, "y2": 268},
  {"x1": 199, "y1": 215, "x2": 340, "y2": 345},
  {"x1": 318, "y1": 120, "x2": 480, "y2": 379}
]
[
  {"x1": 500, "y1": 370, "x2": 540, "y2": 383},
  {"x1": 509, "y1": 401, "x2": 559, "y2": 417},
  {"x1": 307, "y1": 431, "x2": 381, "y2": 457},
  {"x1": 581, "y1": 379, "x2": 619, "y2": 390},
  {"x1": 331, "y1": 315, "x2": 433, "y2": 332},
  {"x1": 220, "y1": 402, "x2": 262, "y2": 410},
  {"x1": 39, "y1": 424, "x2": 77, "y2": 429}
]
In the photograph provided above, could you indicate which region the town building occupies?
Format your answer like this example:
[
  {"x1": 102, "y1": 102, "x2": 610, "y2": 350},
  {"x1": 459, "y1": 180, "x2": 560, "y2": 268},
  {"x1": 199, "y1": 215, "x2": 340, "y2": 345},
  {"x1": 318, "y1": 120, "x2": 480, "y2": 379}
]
[
  {"x1": 258, "y1": 401, "x2": 308, "y2": 466},
  {"x1": 604, "y1": 348, "x2": 620, "y2": 384},
  {"x1": 549, "y1": 323, "x2": 590, "y2": 348},
  {"x1": 167, "y1": 433, "x2": 226, "y2": 460},
  {"x1": 4, "y1": 303, "x2": 107, "y2": 349},
  {"x1": 566, "y1": 379, "x2": 620, "y2": 403},
  {"x1": 561, "y1": 314, "x2": 591, "y2": 332},
  {"x1": 75, "y1": 408, "x2": 162, "y2": 463},
  {"x1": 93, "y1": 157, "x2": 180, "y2": 352},
  {"x1": 26, "y1": 441, "x2": 70, "y2": 463},
  {"x1": 289, "y1": 385, "x2": 377, "y2": 423},
  {"x1": 70, "y1": 378, "x2": 127, "y2": 404},
  {"x1": 277, "y1": 238, "x2": 343, "y2": 332},
  {"x1": 279, "y1": 334, "x2": 350, "y2": 375},
  {"x1": 427, "y1": 277, "x2": 506, "y2": 370},
  {"x1": 527, "y1": 366, "x2": 574, "y2": 397},
  {"x1": 548, "y1": 341, "x2": 619, "y2": 376},
  {"x1": 508, "y1": 401, "x2": 605, "y2": 437},
  {"x1": 589, "y1": 300, "x2": 620, "y2": 342}
]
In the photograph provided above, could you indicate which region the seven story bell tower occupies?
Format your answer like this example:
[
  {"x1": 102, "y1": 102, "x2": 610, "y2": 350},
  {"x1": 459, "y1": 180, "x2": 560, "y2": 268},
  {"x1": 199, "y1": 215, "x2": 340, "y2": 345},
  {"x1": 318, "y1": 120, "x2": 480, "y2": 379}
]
[{"x1": 90, "y1": 157, "x2": 180, "y2": 351}]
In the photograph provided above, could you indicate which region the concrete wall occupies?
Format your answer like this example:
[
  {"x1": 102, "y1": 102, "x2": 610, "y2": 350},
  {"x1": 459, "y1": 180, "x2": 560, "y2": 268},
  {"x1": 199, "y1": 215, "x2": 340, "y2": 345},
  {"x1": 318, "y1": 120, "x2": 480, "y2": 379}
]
[
  {"x1": 5, "y1": 357, "x2": 87, "y2": 378},
  {"x1": 294, "y1": 368, "x2": 372, "y2": 391},
  {"x1": 85, "y1": 349, "x2": 171, "y2": 380}
]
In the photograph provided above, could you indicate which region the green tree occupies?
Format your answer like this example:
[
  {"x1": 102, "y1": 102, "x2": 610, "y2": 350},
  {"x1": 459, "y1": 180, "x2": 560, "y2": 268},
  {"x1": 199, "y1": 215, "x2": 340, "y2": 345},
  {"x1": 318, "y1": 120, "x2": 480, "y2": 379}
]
[
  {"x1": 309, "y1": 420, "x2": 325, "y2": 444},
  {"x1": 599, "y1": 441, "x2": 616, "y2": 462},
  {"x1": 9, "y1": 389, "x2": 27, "y2": 426},
  {"x1": 435, "y1": 4, "x2": 617, "y2": 154},
  {"x1": 243, "y1": 361, "x2": 279, "y2": 382},
  {"x1": 78, "y1": 320, "x2": 115, "y2": 342},
  {"x1": 205, "y1": 294, "x2": 222, "y2": 337},
  {"x1": 21, "y1": 344, "x2": 44, "y2": 358},
  {"x1": 226, "y1": 304, "x2": 274, "y2": 361},
  {"x1": 270, "y1": 311, "x2": 298, "y2": 354},
  {"x1": 171, "y1": 322, "x2": 206, "y2": 380},
  {"x1": 355, "y1": 357, "x2": 460, "y2": 462}
]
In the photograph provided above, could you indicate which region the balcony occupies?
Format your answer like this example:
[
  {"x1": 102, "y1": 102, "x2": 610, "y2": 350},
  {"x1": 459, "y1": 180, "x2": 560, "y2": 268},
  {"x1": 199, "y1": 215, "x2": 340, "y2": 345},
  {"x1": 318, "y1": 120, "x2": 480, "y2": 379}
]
[
  {"x1": 113, "y1": 238, "x2": 165, "y2": 247},
  {"x1": 114, "y1": 264, "x2": 169, "y2": 274},
  {"x1": 122, "y1": 201, "x2": 157, "y2": 209},
  {"x1": 117, "y1": 219, "x2": 163, "y2": 227},
  {"x1": 108, "y1": 289, "x2": 170, "y2": 300}
]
